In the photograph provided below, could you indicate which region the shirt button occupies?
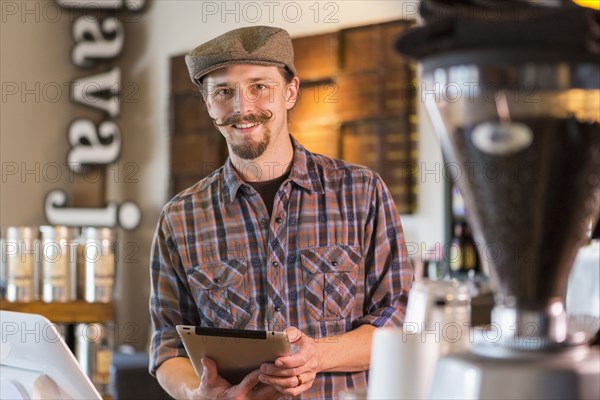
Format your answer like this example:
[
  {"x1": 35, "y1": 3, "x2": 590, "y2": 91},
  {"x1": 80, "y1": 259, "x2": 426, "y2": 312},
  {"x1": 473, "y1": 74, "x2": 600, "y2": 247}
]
[
  {"x1": 275, "y1": 216, "x2": 283, "y2": 224},
  {"x1": 214, "y1": 277, "x2": 221, "y2": 284},
  {"x1": 260, "y1": 217, "x2": 267, "y2": 225},
  {"x1": 331, "y1": 260, "x2": 339, "y2": 267},
  {"x1": 272, "y1": 261, "x2": 279, "y2": 268},
  {"x1": 274, "y1": 306, "x2": 281, "y2": 312}
]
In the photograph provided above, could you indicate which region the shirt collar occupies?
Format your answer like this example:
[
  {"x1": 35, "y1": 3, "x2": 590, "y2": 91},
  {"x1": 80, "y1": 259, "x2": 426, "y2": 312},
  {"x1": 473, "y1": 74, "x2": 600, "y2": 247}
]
[
  {"x1": 287, "y1": 135, "x2": 325, "y2": 195},
  {"x1": 221, "y1": 157, "x2": 245, "y2": 205},
  {"x1": 221, "y1": 135, "x2": 325, "y2": 205}
]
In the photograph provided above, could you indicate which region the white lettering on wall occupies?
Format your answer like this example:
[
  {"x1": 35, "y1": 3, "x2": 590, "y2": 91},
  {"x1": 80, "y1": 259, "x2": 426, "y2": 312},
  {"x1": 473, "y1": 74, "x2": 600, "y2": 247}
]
[
  {"x1": 56, "y1": 0, "x2": 146, "y2": 11},
  {"x1": 45, "y1": 190, "x2": 141, "y2": 230},
  {"x1": 72, "y1": 17, "x2": 124, "y2": 67},
  {"x1": 45, "y1": 0, "x2": 146, "y2": 231},
  {"x1": 72, "y1": 67, "x2": 121, "y2": 117},
  {"x1": 68, "y1": 119, "x2": 121, "y2": 172}
]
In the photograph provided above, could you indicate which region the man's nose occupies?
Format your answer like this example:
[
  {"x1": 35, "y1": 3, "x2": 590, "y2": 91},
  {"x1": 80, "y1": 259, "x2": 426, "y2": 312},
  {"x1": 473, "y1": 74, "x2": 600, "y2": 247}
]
[{"x1": 233, "y1": 87, "x2": 254, "y2": 114}]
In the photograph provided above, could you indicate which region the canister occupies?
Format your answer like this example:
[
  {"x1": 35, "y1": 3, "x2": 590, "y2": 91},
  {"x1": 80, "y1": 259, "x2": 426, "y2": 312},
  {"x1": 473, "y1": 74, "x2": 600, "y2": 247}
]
[
  {"x1": 5, "y1": 226, "x2": 38, "y2": 302},
  {"x1": 78, "y1": 227, "x2": 116, "y2": 303},
  {"x1": 40, "y1": 226, "x2": 78, "y2": 302}
]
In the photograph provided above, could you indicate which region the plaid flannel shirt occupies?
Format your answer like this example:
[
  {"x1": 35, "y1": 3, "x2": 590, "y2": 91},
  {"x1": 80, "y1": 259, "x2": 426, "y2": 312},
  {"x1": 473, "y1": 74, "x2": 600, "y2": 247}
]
[{"x1": 149, "y1": 136, "x2": 413, "y2": 399}]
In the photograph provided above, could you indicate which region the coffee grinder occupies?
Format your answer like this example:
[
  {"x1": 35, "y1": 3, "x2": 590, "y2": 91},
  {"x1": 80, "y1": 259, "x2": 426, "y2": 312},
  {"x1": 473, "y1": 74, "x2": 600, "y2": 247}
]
[{"x1": 396, "y1": 1, "x2": 600, "y2": 398}]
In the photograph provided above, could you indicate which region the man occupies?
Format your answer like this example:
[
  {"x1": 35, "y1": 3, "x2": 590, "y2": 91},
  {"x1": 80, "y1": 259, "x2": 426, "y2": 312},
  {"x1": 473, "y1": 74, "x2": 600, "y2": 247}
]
[{"x1": 149, "y1": 26, "x2": 413, "y2": 399}]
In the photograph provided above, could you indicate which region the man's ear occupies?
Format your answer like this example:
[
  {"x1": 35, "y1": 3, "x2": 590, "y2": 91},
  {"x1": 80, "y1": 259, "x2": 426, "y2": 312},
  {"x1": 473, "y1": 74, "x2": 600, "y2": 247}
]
[{"x1": 285, "y1": 77, "x2": 300, "y2": 110}]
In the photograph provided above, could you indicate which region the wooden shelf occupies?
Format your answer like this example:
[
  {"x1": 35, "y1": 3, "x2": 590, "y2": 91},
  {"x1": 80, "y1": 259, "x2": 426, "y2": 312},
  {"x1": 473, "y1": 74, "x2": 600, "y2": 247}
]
[{"x1": 0, "y1": 301, "x2": 113, "y2": 323}]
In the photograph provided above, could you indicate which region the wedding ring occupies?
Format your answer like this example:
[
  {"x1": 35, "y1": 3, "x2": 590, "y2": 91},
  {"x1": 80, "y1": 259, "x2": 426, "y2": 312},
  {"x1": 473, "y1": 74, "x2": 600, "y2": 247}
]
[{"x1": 296, "y1": 374, "x2": 303, "y2": 387}]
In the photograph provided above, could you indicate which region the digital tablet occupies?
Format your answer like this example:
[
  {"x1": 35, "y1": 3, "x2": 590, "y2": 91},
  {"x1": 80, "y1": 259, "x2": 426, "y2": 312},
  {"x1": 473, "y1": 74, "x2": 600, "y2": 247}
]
[{"x1": 176, "y1": 326, "x2": 291, "y2": 384}]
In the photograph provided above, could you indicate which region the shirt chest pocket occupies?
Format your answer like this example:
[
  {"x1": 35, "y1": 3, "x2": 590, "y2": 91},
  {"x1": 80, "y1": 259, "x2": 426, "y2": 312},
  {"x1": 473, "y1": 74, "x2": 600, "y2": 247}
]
[
  {"x1": 300, "y1": 245, "x2": 361, "y2": 321},
  {"x1": 186, "y1": 258, "x2": 251, "y2": 329}
]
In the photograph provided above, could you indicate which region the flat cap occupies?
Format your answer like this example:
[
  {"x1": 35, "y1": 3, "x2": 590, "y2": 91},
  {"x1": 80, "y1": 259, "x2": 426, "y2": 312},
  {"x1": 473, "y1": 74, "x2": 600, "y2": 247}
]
[{"x1": 185, "y1": 26, "x2": 296, "y2": 87}]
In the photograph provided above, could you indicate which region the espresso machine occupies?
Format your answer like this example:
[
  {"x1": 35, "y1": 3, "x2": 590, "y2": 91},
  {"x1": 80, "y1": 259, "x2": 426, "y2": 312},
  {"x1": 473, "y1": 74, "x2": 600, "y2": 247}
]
[{"x1": 396, "y1": 1, "x2": 600, "y2": 398}]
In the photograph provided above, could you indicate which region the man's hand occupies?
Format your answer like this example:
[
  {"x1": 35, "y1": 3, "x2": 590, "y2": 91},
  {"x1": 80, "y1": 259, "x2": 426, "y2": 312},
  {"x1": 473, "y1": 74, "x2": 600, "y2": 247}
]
[
  {"x1": 258, "y1": 327, "x2": 320, "y2": 397},
  {"x1": 192, "y1": 357, "x2": 280, "y2": 400}
]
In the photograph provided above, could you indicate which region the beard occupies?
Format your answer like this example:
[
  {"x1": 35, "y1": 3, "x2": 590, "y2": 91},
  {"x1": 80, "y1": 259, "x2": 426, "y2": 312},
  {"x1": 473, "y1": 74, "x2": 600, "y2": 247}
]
[
  {"x1": 213, "y1": 109, "x2": 274, "y2": 160},
  {"x1": 229, "y1": 127, "x2": 271, "y2": 160}
]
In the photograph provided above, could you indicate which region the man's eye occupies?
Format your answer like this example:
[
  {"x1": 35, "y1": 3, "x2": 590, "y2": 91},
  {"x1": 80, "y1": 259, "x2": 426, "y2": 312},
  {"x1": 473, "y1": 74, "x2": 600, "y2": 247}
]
[
  {"x1": 254, "y1": 84, "x2": 267, "y2": 90},
  {"x1": 217, "y1": 88, "x2": 234, "y2": 96}
]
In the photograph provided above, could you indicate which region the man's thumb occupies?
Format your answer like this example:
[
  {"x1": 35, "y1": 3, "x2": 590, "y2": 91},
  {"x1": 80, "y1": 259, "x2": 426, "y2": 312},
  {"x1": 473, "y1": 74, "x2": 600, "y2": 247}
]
[{"x1": 285, "y1": 326, "x2": 303, "y2": 344}]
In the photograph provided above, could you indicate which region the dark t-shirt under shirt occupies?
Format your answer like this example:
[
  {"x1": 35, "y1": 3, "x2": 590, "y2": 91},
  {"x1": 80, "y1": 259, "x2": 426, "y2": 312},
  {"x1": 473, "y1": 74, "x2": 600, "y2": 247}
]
[{"x1": 247, "y1": 172, "x2": 289, "y2": 216}]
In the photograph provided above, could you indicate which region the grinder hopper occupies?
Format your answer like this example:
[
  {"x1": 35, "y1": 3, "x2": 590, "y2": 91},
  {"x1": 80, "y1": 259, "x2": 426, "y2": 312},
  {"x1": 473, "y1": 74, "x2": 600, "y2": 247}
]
[
  {"x1": 395, "y1": 2, "x2": 600, "y2": 398},
  {"x1": 397, "y1": 0, "x2": 600, "y2": 349}
]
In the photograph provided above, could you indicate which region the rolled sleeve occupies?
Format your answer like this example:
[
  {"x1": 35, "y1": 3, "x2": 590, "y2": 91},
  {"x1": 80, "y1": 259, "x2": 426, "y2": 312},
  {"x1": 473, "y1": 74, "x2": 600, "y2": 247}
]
[
  {"x1": 356, "y1": 174, "x2": 413, "y2": 328},
  {"x1": 148, "y1": 210, "x2": 200, "y2": 376}
]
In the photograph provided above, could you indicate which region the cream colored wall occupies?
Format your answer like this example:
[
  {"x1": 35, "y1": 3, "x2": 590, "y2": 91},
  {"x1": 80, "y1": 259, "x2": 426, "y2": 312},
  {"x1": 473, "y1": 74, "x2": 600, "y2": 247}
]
[
  {"x1": 1, "y1": 5, "x2": 79, "y2": 226},
  {"x1": 2, "y1": 1, "x2": 444, "y2": 348}
]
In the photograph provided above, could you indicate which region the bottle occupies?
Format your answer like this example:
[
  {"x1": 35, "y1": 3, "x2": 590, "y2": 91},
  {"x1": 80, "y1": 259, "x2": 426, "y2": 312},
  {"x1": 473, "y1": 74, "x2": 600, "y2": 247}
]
[
  {"x1": 75, "y1": 323, "x2": 114, "y2": 396},
  {"x1": 462, "y1": 223, "x2": 479, "y2": 272},
  {"x1": 449, "y1": 223, "x2": 464, "y2": 275},
  {"x1": 451, "y1": 186, "x2": 466, "y2": 219},
  {"x1": 449, "y1": 222, "x2": 479, "y2": 276}
]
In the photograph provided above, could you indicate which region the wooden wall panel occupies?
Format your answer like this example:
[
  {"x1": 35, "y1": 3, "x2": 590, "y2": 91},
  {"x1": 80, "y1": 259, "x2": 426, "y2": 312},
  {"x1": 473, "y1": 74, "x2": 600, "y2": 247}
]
[
  {"x1": 71, "y1": 167, "x2": 106, "y2": 207},
  {"x1": 341, "y1": 118, "x2": 417, "y2": 212},
  {"x1": 381, "y1": 69, "x2": 413, "y2": 118},
  {"x1": 291, "y1": 125, "x2": 339, "y2": 159},
  {"x1": 171, "y1": 133, "x2": 225, "y2": 175},
  {"x1": 338, "y1": 66, "x2": 413, "y2": 123},
  {"x1": 337, "y1": 73, "x2": 381, "y2": 122},
  {"x1": 382, "y1": 21, "x2": 414, "y2": 68},
  {"x1": 172, "y1": 94, "x2": 214, "y2": 134},
  {"x1": 340, "y1": 20, "x2": 414, "y2": 72},
  {"x1": 290, "y1": 81, "x2": 338, "y2": 127},
  {"x1": 169, "y1": 55, "x2": 228, "y2": 196},
  {"x1": 170, "y1": 55, "x2": 197, "y2": 95},
  {"x1": 340, "y1": 26, "x2": 381, "y2": 73},
  {"x1": 293, "y1": 33, "x2": 338, "y2": 82},
  {"x1": 171, "y1": 174, "x2": 205, "y2": 195},
  {"x1": 341, "y1": 124, "x2": 381, "y2": 170}
]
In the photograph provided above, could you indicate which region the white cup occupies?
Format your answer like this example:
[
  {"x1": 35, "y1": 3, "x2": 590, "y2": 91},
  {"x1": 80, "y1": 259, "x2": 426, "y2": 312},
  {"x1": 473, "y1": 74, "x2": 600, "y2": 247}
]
[{"x1": 367, "y1": 328, "x2": 440, "y2": 400}]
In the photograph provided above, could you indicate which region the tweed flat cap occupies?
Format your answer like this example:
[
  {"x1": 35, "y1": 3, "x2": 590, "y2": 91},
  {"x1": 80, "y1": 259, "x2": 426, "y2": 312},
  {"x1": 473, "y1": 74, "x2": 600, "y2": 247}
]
[{"x1": 185, "y1": 26, "x2": 296, "y2": 87}]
